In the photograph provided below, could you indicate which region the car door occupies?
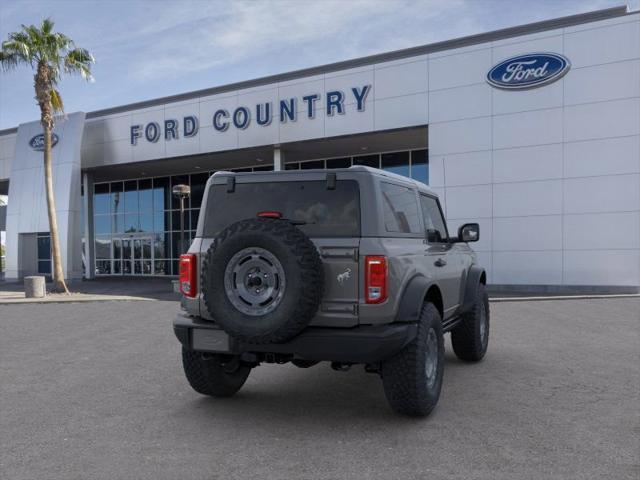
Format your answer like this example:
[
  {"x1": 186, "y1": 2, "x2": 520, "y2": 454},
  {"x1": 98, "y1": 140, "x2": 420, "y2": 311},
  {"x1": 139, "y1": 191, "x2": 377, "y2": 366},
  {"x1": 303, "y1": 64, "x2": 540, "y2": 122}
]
[{"x1": 419, "y1": 194, "x2": 461, "y2": 318}]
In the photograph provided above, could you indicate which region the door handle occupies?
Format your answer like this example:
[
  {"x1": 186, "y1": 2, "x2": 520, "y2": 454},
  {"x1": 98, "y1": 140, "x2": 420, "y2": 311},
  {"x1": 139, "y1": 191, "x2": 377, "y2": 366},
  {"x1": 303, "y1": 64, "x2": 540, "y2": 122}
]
[{"x1": 434, "y1": 258, "x2": 447, "y2": 267}]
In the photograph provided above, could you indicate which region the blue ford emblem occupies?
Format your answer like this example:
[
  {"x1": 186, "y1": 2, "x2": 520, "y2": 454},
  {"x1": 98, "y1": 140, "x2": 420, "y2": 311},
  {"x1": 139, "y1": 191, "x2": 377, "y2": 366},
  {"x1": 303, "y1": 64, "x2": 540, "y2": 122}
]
[
  {"x1": 29, "y1": 133, "x2": 59, "y2": 151},
  {"x1": 487, "y1": 53, "x2": 570, "y2": 90}
]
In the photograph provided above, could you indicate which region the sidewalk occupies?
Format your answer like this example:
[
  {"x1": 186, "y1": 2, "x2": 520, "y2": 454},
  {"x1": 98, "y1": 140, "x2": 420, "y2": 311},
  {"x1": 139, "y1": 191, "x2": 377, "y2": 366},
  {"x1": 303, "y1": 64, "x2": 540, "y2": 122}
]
[{"x1": 0, "y1": 277, "x2": 180, "y2": 304}]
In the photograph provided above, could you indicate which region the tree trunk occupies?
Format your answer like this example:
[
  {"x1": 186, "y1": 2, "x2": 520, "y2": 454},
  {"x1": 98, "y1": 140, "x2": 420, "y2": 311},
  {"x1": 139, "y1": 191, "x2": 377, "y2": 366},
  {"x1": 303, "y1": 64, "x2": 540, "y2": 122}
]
[{"x1": 43, "y1": 122, "x2": 69, "y2": 293}]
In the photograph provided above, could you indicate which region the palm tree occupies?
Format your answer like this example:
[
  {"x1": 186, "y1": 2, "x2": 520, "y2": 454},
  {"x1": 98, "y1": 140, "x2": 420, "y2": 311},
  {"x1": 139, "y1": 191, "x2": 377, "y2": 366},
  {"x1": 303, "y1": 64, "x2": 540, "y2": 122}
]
[{"x1": 0, "y1": 18, "x2": 94, "y2": 293}]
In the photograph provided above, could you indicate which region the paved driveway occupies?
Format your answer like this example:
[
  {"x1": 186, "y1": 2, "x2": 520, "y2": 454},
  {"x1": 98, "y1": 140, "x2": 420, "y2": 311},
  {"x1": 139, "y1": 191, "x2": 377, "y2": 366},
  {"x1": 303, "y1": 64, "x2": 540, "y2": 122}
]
[{"x1": 1, "y1": 298, "x2": 638, "y2": 479}]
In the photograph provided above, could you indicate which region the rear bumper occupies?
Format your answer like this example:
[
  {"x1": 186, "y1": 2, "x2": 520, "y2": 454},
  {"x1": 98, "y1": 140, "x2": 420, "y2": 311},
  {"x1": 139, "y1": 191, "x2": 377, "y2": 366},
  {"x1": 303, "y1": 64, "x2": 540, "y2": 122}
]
[{"x1": 173, "y1": 312, "x2": 417, "y2": 364}]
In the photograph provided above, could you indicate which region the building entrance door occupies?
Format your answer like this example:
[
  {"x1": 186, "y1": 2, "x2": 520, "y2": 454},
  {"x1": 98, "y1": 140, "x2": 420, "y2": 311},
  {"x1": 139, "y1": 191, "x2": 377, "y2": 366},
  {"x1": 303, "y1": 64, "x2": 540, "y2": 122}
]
[{"x1": 113, "y1": 236, "x2": 153, "y2": 275}]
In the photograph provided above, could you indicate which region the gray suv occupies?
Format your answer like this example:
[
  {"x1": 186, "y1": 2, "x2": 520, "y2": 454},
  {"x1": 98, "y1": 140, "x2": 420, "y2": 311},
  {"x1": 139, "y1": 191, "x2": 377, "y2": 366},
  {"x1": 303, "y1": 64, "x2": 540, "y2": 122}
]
[{"x1": 173, "y1": 166, "x2": 489, "y2": 417}]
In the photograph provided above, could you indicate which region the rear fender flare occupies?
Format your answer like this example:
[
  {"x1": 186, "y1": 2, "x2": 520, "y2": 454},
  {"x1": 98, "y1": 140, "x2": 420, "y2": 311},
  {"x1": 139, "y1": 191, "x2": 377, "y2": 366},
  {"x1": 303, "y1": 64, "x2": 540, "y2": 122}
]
[
  {"x1": 395, "y1": 275, "x2": 432, "y2": 323},
  {"x1": 460, "y1": 266, "x2": 486, "y2": 314}
]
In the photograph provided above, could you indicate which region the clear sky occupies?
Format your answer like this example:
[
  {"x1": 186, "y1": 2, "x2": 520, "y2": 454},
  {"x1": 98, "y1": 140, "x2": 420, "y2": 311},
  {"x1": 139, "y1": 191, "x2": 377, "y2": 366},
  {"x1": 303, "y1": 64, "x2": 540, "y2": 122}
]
[{"x1": 0, "y1": 0, "x2": 635, "y2": 130}]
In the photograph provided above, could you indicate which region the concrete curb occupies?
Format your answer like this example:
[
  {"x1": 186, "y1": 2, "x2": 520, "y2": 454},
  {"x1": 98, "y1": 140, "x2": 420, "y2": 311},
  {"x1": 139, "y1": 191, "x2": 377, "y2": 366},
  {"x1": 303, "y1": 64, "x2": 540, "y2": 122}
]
[
  {"x1": 490, "y1": 293, "x2": 640, "y2": 303},
  {"x1": 0, "y1": 295, "x2": 155, "y2": 305}
]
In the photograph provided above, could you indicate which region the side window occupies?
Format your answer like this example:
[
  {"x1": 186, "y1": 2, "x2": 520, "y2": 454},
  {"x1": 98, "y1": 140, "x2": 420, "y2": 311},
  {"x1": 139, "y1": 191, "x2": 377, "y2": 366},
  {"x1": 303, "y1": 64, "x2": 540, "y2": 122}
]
[
  {"x1": 381, "y1": 182, "x2": 421, "y2": 234},
  {"x1": 420, "y1": 195, "x2": 448, "y2": 243}
]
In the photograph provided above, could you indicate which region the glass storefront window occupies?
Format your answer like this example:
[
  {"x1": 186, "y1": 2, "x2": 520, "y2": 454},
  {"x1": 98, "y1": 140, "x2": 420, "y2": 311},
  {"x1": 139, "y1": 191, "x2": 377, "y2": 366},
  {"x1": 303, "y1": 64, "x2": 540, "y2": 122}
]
[
  {"x1": 153, "y1": 212, "x2": 168, "y2": 232},
  {"x1": 153, "y1": 177, "x2": 170, "y2": 211},
  {"x1": 111, "y1": 182, "x2": 123, "y2": 215},
  {"x1": 300, "y1": 160, "x2": 325, "y2": 169},
  {"x1": 95, "y1": 236, "x2": 111, "y2": 259},
  {"x1": 124, "y1": 213, "x2": 139, "y2": 232},
  {"x1": 124, "y1": 180, "x2": 138, "y2": 213},
  {"x1": 139, "y1": 178, "x2": 153, "y2": 212},
  {"x1": 382, "y1": 151, "x2": 410, "y2": 177},
  {"x1": 95, "y1": 215, "x2": 111, "y2": 235},
  {"x1": 190, "y1": 173, "x2": 209, "y2": 208},
  {"x1": 353, "y1": 154, "x2": 380, "y2": 168},
  {"x1": 94, "y1": 183, "x2": 110, "y2": 214},
  {"x1": 411, "y1": 149, "x2": 428, "y2": 185},
  {"x1": 139, "y1": 212, "x2": 153, "y2": 232},
  {"x1": 326, "y1": 157, "x2": 351, "y2": 169}
]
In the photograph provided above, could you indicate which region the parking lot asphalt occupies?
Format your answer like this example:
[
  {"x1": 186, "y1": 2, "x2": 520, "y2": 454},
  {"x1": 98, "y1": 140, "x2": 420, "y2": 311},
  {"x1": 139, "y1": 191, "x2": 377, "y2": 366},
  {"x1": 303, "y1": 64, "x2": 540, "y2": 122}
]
[{"x1": 1, "y1": 297, "x2": 638, "y2": 480}]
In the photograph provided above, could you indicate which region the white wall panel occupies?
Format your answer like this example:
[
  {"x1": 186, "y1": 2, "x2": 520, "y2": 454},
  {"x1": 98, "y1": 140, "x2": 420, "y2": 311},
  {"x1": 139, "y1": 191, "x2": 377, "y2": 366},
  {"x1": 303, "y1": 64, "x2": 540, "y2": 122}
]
[
  {"x1": 428, "y1": 84, "x2": 491, "y2": 123},
  {"x1": 564, "y1": 20, "x2": 640, "y2": 68},
  {"x1": 563, "y1": 174, "x2": 640, "y2": 214},
  {"x1": 563, "y1": 250, "x2": 640, "y2": 286},
  {"x1": 428, "y1": 48, "x2": 492, "y2": 90},
  {"x1": 440, "y1": 150, "x2": 492, "y2": 186},
  {"x1": 564, "y1": 98, "x2": 640, "y2": 142},
  {"x1": 564, "y1": 135, "x2": 640, "y2": 178},
  {"x1": 563, "y1": 212, "x2": 640, "y2": 250},
  {"x1": 199, "y1": 124, "x2": 238, "y2": 153},
  {"x1": 493, "y1": 215, "x2": 562, "y2": 251},
  {"x1": 82, "y1": 120, "x2": 105, "y2": 146},
  {"x1": 493, "y1": 180, "x2": 562, "y2": 217},
  {"x1": 325, "y1": 102, "x2": 374, "y2": 138},
  {"x1": 445, "y1": 184, "x2": 492, "y2": 219},
  {"x1": 493, "y1": 108, "x2": 562, "y2": 149},
  {"x1": 102, "y1": 114, "x2": 133, "y2": 143},
  {"x1": 278, "y1": 79, "x2": 325, "y2": 114},
  {"x1": 103, "y1": 139, "x2": 132, "y2": 165},
  {"x1": 492, "y1": 33, "x2": 563, "y2": 60},
  {"x1": 493, "y1": 251, "x2": 563, "y2": 284},
  {"x1": 0, "y1": 134, "x2": 16, "y2": 159},
  {"x1": 374, "y1": 93, "x2": 428, "y2": 131},
  {"x1": 199, "y1": 94, "x2": 238, "y2": 128},
  {"x1": 324, "y1": 68, "x2": 374, "y2": 107},
  {"x1": 564, "y1": 60, "x2": 640, "y2": 106},
  {"x1": 493, "y1": 144, "x2": 562, "y2": 183},
  {"x1": 279, "y1": 113, "x2": 325, "y2": 144},
  {"x1": 492, "y1": 80, "x2": 563, "y2": 115},
  {"x1": 374, "y1": 60, "x2": 427, "y2": 100},
  {"x1": 429, "y1": 116, "x2": 491, "y2": 155},
  {"x1": 164, "y1": 101, "x2": 200, "y2": 158},
  {"x1": 238, "y1": 117, "x2": 280, "y2": 149},
  {"x1": 428, "y1": 156, "x2": 444, "y2": 187}
]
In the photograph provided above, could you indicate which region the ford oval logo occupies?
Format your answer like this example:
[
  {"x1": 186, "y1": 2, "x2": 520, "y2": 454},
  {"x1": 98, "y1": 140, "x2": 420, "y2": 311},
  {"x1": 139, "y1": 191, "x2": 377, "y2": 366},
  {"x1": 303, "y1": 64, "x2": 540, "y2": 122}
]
[
  {"x1": 487, "y1": 53, "x2": 570, "y2": 90},
  {"x1": 29, "y1": 133, "x2": 59, "y2": 151}
]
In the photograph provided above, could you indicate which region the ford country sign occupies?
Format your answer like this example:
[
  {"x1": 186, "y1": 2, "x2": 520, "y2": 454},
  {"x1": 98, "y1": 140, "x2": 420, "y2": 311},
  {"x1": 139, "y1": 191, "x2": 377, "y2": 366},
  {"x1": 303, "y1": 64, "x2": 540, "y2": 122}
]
[
  {"x1": 29, "y1": 133, "x2": 59, "y2": 151},
  {"x1": 487, "y1": 53, "x2": 570, "y2": 90}
]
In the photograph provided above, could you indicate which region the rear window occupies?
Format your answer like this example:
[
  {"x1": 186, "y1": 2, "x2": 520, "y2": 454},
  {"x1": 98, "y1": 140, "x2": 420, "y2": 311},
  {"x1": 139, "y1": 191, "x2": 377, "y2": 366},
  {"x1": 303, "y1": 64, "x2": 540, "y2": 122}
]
[{"x1": 203, "y1": 180, "x2": 360, "y2": 237}]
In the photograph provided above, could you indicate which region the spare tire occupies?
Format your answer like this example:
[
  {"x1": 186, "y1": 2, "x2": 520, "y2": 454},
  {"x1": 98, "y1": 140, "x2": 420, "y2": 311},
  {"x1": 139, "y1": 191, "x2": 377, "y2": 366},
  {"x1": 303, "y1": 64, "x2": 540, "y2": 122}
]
[{"x1": 201, "y1": 218, "x2": 324, "y2": 344}]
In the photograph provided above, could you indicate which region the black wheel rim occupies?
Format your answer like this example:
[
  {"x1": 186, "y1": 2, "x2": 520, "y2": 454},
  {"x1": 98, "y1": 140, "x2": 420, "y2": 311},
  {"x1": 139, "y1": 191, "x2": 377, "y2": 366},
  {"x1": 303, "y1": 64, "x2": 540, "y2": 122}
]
[
  {"x1": 425, "y1": 328, "x2": 439, "y2": 389},
  {"x1": 224, "y1": 247, "x2": 286, "y2": 316}
]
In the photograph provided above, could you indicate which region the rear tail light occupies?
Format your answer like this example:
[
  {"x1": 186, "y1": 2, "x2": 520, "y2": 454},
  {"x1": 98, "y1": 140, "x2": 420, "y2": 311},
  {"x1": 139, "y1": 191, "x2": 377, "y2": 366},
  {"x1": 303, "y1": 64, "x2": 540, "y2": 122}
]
[
  {"x1": 257, "y1": 211, "x2": 282, "y2": 219},
  {"x1": 179, "y1": 254, "x2": 197, "y2": 297},
  {"x1": 365, "y1": 256, "x2": 387, "y2": 304}
]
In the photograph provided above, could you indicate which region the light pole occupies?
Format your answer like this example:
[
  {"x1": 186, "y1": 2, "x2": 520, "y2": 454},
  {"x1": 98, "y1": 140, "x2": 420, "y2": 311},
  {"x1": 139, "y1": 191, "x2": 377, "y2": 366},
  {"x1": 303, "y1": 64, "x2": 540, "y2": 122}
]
[{"x1": 172, "y1": 184, "x2": 191, "y2": 256}]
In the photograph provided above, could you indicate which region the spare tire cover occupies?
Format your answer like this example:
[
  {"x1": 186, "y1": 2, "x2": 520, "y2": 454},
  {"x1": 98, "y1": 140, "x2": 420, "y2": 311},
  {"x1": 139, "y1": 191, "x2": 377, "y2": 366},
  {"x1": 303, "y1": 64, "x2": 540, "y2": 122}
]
[{"x1": 201, "y1": 218, "x2": 324, "y2": 344}]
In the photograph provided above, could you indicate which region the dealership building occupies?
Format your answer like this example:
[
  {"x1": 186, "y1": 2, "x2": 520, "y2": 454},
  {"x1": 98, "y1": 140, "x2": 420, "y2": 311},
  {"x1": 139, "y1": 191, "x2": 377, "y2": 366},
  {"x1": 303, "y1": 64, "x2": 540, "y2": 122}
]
[{"x1": 0, "y1": 5, "x2": 638, "y2": 292}]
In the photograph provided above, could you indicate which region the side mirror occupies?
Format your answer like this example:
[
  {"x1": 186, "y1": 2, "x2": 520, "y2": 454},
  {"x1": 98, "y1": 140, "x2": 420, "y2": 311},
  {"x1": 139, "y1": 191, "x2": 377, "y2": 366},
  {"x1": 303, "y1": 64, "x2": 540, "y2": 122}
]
[{"x1": 458, "y1": 223, "x2": 480, "y2": 243}]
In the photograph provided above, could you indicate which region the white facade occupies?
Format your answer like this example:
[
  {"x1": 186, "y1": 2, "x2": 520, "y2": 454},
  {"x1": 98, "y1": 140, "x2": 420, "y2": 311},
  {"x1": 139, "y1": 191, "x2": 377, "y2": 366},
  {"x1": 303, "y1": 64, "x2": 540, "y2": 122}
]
[{"x1": 0, "y1": 7, "x2": 638, "y2": 291}]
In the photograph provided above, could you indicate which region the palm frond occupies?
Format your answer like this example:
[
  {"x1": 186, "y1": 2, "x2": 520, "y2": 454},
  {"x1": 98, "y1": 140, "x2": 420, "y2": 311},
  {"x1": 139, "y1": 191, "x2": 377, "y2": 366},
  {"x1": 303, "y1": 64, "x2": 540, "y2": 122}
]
[
  {"x1": 50, "y1": 88, "x2": 64, "y2": 113},
  {"x1": 41, "y1": 17, "x2": 54, "y2": 35},
  {"x1": 64, "y1": 47, "x2": 94, "y2": 81}
]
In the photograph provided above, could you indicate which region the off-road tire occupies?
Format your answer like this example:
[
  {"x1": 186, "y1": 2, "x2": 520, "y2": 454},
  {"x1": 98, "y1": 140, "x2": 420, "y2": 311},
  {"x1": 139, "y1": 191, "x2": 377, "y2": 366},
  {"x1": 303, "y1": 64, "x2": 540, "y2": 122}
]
[
  {"x1": 182, "y1": 348, "x2": 251, "y2": 397},
  {"x1": 451, "y1": 283, "x2": 489, "y2": 362},
  {"x1": 201, "y1": 218, "x2": 324, "y2": 344},
  {"x1": 381, "y1": 303, "x2": 444, "y2": 417}
]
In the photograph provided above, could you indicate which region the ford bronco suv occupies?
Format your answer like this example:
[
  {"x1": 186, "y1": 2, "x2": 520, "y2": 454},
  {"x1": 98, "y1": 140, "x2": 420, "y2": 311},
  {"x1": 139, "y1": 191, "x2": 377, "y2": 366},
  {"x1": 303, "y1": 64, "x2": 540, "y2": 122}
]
[{"x1": 173, "y1": 166, "x2": 489, "y2": 417}]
